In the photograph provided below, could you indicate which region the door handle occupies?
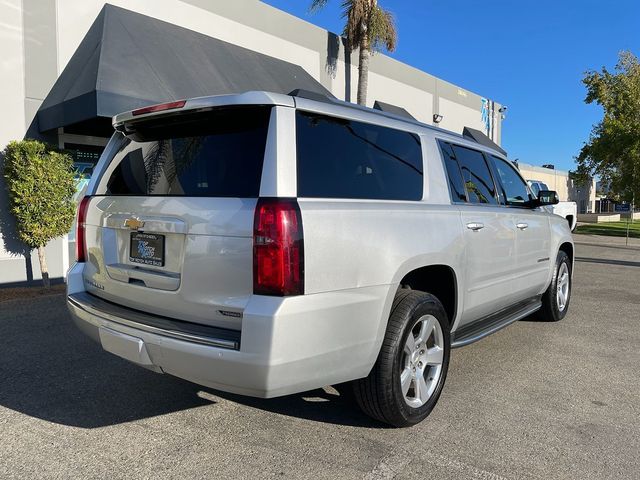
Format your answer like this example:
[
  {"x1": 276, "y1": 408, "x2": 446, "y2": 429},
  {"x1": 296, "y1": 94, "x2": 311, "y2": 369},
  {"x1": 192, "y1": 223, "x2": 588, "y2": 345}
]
[
  {"x1": 466, "y1": 222, "x2": 484, "y2": 231},
  {"x1": 516, "y1": 222, "x2": 528, "y2": 230}
]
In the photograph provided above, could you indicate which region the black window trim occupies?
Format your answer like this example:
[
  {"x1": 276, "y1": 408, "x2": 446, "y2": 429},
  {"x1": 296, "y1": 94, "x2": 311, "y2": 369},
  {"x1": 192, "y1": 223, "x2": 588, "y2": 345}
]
[
  {"x1": 295, "y1": 107, "x2": 425, "y2": 137},
  {"x1": 437, "y1": 139, "x2": 502, "y2": 207},
  {"x1": 436, "y1": 138, "x2": 468, "y2": 204}
]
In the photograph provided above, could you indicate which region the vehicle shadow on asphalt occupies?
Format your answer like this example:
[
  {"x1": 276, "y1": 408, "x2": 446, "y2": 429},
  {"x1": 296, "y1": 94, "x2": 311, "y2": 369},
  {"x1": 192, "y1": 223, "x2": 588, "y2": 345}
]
[
  {"x1": 0, "y1": 295, "x2": 380, "y2": 429},
  {"x1": 208, "y1": 384, "x2": 385, "y2": 429},
  {"x1": 573, "y1": 241, "x2": 640, "y2": 252},
  {"x1": 575, "y1": 257, "x2": 640, "y2": 268}
]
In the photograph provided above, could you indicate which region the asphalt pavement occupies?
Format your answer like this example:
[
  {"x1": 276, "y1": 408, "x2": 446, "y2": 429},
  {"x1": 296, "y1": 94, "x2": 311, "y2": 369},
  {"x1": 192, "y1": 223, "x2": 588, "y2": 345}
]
[{"x1": 1, "y1": 235, "x2": 639, "y2": 479}]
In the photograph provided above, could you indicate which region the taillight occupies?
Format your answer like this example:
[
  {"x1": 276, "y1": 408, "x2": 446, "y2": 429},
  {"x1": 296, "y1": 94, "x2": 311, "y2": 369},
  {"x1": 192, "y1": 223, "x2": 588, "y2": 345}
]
[
  {"x1": 131, "y1": 100, "x2": 186, "y2": 116},
  {"x1": 75, "y1": 196, "x2": 91, "y2": 262},
  {"x1": 253, "y1": 198, "x2": 304, "y2": 296}
]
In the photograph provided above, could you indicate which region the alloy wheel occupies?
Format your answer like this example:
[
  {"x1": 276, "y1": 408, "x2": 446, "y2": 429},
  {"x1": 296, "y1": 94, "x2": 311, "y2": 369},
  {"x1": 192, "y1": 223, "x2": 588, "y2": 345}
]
[
  {"x1": 400, "y1": 314, "x2": 445, "y2": 408},
  {"x1": 556, "y1": 262, "x2": 570, "y2": 312}
]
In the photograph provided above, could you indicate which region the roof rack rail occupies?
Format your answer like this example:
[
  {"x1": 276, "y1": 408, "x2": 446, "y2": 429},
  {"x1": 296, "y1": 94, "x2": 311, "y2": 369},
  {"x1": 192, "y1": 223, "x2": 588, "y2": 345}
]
[
  {"x1": 373, "y1": 100, "x2": 416, "y2": 120},
  {"x1": 462, "y1": 127, "x2": 507, "y2": 156},
  {"x1": 288, "y1": 88, "x2": 469, "y2": 142}
]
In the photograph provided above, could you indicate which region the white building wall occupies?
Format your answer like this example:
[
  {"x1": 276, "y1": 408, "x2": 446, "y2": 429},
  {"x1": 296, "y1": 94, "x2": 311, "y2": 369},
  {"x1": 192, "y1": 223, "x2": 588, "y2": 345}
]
[
  {"x1": 0, "y1": 0, "x2": 26, "y2": 264},
  {"x1": 367, "y1": 71, "x2": 434, "y2": 123},
  {"x1": 519, "y1": 162, "x2": 597, "y2": 212},
  {"x1": 2, "y1": 0, "x2": 501, "y2": 153},
  {"x1": 438, "y1": 97, "x2": 487, "y2": 135},
  {"x1": 0, "y1": 0, "x2": 502, "y2": 285},
  {"x1": 0, "y1": 0, "x2": 68, "y2": 278},
  {"x1": 0, "y1": 0, "x2": 26, "y2": 149}
]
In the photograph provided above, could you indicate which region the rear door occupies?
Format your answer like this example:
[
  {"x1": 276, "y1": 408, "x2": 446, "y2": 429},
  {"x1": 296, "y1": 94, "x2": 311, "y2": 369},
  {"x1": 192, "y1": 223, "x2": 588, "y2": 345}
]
[
  {"x1": 81, "y1": 106, "x2": 272, "y2": 330},
  {"x1": 490, "y1": 155, "x2": 551, "y2": 300},
  {"x1": 439, "y1": 142, "x2": 519, "y2": 325}
]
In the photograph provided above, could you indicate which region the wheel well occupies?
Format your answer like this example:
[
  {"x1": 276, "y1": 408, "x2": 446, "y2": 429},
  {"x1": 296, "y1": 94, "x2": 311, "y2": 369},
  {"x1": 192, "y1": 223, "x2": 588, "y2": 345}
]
[
  {"x1": 566, "y1": 215, "x2": 574, "y2": 225},
  {"x1": 399, "y1": 265, "x2": 457, "y2": 325},
  {"x1": 559, "y1": 242, "x2": 573, "y2": 264}
]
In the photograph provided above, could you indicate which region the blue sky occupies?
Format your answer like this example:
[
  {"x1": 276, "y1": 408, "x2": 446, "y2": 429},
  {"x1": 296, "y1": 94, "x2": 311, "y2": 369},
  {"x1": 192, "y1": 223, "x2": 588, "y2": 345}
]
[{"x1": 263, "y1": 0, "x2": 639, "y2": 171}]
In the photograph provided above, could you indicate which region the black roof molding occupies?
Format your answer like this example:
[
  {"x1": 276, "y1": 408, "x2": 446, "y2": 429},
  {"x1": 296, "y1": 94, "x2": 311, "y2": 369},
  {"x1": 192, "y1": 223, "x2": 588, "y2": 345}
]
[
  {"x1": 462, "y1": 127, "x2": 507, "y2": 156},
  {"x1": 291, "y1": 91, "x2": 428, "y2": 129},
  {"x1": 373, "y1": 100, "x2": 416, "y2": 120},
  {"x1": 36, "y1": 4, "x2": 332, "y2": 132},
  {"x1": 288, "y1": 89, "x2": 336, "y2": 103}
]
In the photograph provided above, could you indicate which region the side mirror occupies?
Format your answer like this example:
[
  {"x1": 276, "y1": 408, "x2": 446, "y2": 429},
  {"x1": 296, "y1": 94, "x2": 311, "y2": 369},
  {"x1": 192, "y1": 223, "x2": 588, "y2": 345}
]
[{"x1": 537, "y1": 190, "x2": 559, "y2": 206}]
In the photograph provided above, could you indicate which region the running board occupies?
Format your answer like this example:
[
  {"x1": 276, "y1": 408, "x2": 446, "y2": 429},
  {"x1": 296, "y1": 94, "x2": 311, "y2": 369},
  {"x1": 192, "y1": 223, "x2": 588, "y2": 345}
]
[{"x1": 451, "y1": 297, "x2": 542, "y2": 348}]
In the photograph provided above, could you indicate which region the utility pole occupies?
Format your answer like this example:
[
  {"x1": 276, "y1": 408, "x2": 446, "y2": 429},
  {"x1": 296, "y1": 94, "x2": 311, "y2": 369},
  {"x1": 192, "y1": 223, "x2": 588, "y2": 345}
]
[
  {"x1": 626, "y1": 169, "x2": 636, "y2": 246},
  {"x1": 625, "y1": 191, "x2": 636, "y2": 246}
]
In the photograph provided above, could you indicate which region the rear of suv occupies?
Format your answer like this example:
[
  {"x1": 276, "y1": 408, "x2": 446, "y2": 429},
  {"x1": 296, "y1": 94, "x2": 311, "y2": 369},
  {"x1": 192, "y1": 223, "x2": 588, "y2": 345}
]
[{"x1": 67, "y1": 91, "x2": 574, "y2": 427}]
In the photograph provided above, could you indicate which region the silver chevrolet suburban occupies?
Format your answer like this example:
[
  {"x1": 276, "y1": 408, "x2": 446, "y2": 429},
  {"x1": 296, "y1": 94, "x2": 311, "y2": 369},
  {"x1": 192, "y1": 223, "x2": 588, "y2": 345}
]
[{"x1": 67, "y1": 91, "x2": 573, "y2": 427}]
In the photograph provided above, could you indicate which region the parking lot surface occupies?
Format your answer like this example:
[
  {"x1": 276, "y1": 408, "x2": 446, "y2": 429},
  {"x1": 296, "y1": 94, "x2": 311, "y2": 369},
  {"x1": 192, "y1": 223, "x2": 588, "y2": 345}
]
[{"x1": 1, "y1": 236, "x2": 639, "y2": 479}]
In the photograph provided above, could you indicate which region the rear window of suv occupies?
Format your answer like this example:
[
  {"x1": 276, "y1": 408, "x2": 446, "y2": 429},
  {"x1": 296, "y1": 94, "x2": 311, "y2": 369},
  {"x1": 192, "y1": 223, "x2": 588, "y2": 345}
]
[
  {"x1": 102, "y1": 107, "x2": 271, "y2": 197},
  {"x1": 296, "y1": 111, "x2": 423, "y2": 201}
]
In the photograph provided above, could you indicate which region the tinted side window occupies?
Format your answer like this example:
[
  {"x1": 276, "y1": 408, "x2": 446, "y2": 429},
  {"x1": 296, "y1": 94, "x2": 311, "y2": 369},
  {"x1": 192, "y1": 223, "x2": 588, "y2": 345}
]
[
  {"x1": 450, "y1": 145, "x2": 498, "y2": 204},
  {"x1": 103, "y1": 107, "x2": 270, "y2": 197},
  {"x1": 491, "y1": 156, "x2": 533, "y2": 206},
  {"x1": 438, "y1": 141, "x2": 467, "y2": 202},
  {"x1": 528, "y1": 181, "x2": 541, "y2": 197},
  {"x1": 296, "y1": 112, "x2": 423, "y2": 200}
]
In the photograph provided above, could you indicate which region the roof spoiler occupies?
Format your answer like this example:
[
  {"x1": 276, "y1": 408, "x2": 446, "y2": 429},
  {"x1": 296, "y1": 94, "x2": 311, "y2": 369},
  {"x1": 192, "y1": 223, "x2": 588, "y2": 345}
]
[{"x1": 462, "y1": 127, "x2": 507, "y2": 156}]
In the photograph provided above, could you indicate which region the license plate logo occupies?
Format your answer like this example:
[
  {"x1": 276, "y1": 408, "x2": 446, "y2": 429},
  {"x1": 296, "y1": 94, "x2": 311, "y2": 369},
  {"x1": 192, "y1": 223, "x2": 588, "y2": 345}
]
[{"x1": 130, "y1": 232, "x2": 165, "y2": 266}]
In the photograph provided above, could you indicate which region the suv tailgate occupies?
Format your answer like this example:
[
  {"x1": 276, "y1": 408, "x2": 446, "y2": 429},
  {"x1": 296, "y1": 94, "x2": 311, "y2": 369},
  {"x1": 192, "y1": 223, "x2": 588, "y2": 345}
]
[{"x1": 80, "y1": 106, "x2": 271, "y2": 330}]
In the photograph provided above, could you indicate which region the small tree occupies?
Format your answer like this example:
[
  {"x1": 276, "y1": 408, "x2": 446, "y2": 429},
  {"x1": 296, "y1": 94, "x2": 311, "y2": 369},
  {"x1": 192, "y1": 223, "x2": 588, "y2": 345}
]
[
  {"x1": 3, "y1": 140, "x2": 76, "y2": 287},
  {"x1": 575, "y1": 51, "x2": 640, "y2": 205}
]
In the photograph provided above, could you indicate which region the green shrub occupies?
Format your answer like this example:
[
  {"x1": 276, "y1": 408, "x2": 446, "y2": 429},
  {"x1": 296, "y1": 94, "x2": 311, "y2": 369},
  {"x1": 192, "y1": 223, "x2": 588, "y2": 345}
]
[{"x1": 3, "y1": 139, "x2": 76, "y2": 287}]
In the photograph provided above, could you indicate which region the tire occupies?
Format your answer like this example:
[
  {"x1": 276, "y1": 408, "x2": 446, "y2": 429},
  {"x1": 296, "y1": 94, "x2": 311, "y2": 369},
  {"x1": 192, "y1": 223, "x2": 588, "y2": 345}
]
[
  {"x1": 537, "y1": 250, "x2": 572, "y2": 322},
  {"x1": 353, "y1": 290, "x2": 451, "y2": 427}
]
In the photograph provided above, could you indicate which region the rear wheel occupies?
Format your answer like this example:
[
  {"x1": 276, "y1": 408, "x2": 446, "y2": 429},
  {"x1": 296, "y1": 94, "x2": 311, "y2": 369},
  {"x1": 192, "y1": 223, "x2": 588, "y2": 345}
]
[
  {"x1": 537, "y1": 250, "x2": 572, "y2": 321},
  {"x1": 353, "y1": 290, "x2": 450, "y2": 427}
]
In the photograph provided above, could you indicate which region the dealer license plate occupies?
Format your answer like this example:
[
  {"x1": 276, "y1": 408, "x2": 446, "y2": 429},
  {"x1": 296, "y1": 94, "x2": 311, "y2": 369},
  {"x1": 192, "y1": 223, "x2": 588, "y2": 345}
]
[{"x1": 129, "y1": 232, "x2": 165, "y2": 267}]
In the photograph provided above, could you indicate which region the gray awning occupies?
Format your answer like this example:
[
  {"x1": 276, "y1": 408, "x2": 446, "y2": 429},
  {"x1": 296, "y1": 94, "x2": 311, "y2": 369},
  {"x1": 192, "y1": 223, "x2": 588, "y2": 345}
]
[{"x1": 37, "y1": 4, "x2": 333, "y2": 132}]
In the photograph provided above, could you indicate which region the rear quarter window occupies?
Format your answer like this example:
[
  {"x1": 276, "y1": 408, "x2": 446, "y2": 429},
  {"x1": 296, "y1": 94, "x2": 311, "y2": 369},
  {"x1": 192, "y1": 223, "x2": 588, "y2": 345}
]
[
  {"x1": 100, "y1": 107, "x2": 271, "y2": 197},
  {"x1": 296, "y1": 111, "x2": 423, "y2": 201}
]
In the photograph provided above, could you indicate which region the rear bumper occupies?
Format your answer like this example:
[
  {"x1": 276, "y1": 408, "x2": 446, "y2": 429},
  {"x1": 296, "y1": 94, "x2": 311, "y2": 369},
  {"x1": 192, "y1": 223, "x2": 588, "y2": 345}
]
[
  {"x1": 68, "y1": 292, "x2": 241, "y2": 350},
  {"x1": 67, "y1": 264, "x2": 394, "y2": 398}
]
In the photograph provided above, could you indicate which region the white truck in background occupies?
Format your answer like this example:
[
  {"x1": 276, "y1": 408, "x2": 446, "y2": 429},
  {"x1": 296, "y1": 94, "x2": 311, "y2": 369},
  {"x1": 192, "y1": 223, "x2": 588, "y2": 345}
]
[{"x1": 527, "y1": 180, "x2": 577, "y2": 231}]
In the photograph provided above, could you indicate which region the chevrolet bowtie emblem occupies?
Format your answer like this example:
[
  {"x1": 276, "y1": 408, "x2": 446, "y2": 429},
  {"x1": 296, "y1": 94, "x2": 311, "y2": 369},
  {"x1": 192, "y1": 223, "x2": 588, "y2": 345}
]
[{"x1": 124, "y1": 217, "x2": 145, "y2": 230}]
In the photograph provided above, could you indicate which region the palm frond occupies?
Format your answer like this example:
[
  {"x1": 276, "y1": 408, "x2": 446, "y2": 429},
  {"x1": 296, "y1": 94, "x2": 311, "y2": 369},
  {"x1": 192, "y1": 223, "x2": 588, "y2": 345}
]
[
  {"x1": 342, "y1": 0, "x2": 369, "y2": 50},
  {"x1": 369, "y1": 5, "x2": 397, "y2": 52},
  {"x1": 310, "y1": 0, "x2": 397, "y2": 54},
  {"x1": 144, "y1": 140, "x2": 170, "y2": 192},
  {"x1": 309, "y1": 0, "x2": 330, "y2": 13},
  {"x1": 338, "y1": 1, "x2": 397, "y2": 53}
]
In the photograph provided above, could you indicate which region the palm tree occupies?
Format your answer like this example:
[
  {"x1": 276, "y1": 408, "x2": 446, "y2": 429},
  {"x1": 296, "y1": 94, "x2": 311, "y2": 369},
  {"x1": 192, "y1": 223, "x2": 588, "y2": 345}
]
[{"x1": 311, "y1": 0, "x2": 397, "y2": 106}]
